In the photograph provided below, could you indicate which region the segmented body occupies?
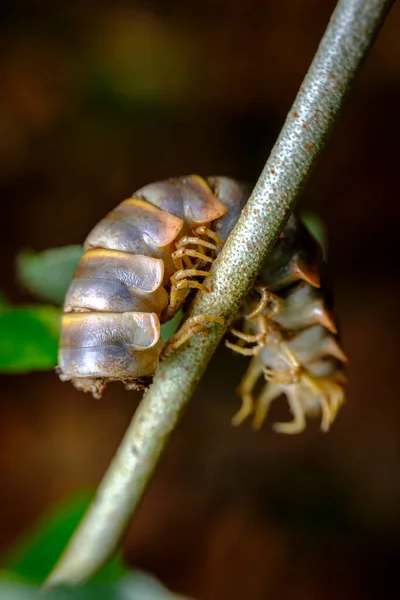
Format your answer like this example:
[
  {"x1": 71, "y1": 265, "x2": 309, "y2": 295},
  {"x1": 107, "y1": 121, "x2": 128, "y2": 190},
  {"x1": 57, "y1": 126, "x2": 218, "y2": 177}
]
[{"x1": 58, "y1": 175, "x2": 347, "y2": 433}]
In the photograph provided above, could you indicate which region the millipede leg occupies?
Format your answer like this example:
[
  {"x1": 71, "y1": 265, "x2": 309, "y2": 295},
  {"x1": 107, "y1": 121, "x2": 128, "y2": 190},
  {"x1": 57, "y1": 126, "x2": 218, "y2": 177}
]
[
  {"x1": 193, "y1": 226, "x2": 224, "y2": 248},
  {"x1": 329, "y1": 383, "x2": 345, "y2": 419},
  {"x1": 318, "y1": 392, "x2": 332, "y2": 433},
  {"x1": 175, "y1": 235, "x2": 216, "y2": 250},
  {"x1": 247, "y1": 286, "x2": 282, "y2": 321},
  {"x1": 273, "y1": 387, "x2": 306, "y2": 434},
  {"x1": 167, "y1": 281, "x2": 209, "y2": 319},
  {"x1": 301, "y1": 374, "x2": 345, "y2": 432},
  {"x1": 174, "y1": 237, "x2": 216, "y2": 270},
  {"x1": 172, "y1": 248, "x2": 214, "y2": 264},
  {"x1": 172, "y1": 268, "x2": 212, "y2": 285},
  {"x1": 225, "y1": 342, "x2": 264, "y2": 356},
  {"x1": 166, "y1": 268, "x2": 212, "y2": 319},
  {"x1": 183, "y1": 255, "x2": 193, "y2": 268},
  {"x1": 263, "y1": 343, "x2": 302, "y2": 385},
  {"x1": 163, "y1": 324, "x2": 208, "y2": 356},
  {"x1": 229, "y1": 328, "x2": 266, "y2": 344},
  {"x1": 176, "y1": 279, "x2": 210, "y2": 292},
  {"x1": 225, "y1": 315, "x2": 268, "y2": 356},
  {"x1": 247, "y1": 287, "x2": 271, "y2": 320},
  {"x1": 232, "y1": 356, "x2": 264, "y2": 426},
  {"x1": 162, "y1": 314, "x2": 224, "y2": 356},
  {"x1": 263, "y1": 367, "x2": 301, "y2": 385},
  {"x1": 252, "y1": 381, "x2": 283, "y2": 430},
  {"x1": 172, "y1": 255, "x2": 184, "y2": 271}
]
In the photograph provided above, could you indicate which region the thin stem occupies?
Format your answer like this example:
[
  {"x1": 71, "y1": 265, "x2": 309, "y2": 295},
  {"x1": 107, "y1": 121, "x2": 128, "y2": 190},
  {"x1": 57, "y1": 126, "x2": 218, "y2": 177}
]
[{"x1": 44, "y1": 0, "x2": 394, "y2": 587}]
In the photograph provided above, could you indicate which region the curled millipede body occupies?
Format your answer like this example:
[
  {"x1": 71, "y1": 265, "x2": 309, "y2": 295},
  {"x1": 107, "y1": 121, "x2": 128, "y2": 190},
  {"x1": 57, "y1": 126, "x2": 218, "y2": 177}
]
[{"x1": 58, "y1": 175, "x2": 347, "y2": 433}]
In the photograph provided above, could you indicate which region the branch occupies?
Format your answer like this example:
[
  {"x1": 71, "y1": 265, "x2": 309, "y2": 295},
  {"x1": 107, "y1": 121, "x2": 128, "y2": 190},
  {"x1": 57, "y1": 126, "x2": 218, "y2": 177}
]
[{"x1": 45, "y1": 0, "x2": 393, "y2": 587}]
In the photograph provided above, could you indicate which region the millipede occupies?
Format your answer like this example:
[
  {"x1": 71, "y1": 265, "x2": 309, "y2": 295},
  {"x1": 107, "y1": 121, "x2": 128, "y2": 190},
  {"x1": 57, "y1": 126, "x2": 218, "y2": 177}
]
[{"x1": 58, "y1": 175, "x2": 347, "y2": 434}]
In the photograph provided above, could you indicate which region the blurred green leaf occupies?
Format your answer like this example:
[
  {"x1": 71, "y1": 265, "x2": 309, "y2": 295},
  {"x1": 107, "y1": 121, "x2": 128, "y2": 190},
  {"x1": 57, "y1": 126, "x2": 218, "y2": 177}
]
[
  {"x1": 0, "y1": 305, "x2": 61, "y2": 373},
  {"x1": 2, "y1": 492, "x2": 125, "y2": 584},
  {"x1": 17, "y1": 246, "x2": 83, "y2": 305},
  {"x1": 300, "y1": 212, "x2": 328, "y2": 259},
  {"x1": 0, "y1": 574, "x2": 192, "y2": 599}
]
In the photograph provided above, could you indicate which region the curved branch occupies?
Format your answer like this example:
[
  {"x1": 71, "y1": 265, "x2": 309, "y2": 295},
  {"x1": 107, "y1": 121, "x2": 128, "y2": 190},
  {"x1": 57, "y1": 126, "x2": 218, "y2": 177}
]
[{"x1": 45, "y1": 0, "x2": 393, "y2": 587}]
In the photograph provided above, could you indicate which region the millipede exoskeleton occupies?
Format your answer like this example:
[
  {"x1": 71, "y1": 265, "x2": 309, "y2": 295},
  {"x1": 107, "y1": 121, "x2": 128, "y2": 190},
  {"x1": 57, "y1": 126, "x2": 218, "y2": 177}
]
[{"x1": 58, "y1": 175, "x2": 347, "y2": 434}]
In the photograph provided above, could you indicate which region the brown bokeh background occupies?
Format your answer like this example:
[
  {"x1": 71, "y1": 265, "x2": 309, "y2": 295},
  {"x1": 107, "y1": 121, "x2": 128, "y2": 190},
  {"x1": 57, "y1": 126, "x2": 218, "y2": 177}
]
[{"x1": 1, "y1": 1, "x2": 399, "y2": 598}]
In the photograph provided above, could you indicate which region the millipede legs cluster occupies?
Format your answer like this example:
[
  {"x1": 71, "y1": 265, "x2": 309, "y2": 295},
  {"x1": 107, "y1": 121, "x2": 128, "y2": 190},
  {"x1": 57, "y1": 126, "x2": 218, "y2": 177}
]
[
  {"x1": 165, "y1": 227, "x2": 224, "y2": 319},
  {"x1": 225, "y1": 286, "x2": 281, "y2": 356},
  {"x1": 232, "y1": 351, "x2": 342, "y2": 435},
  {"x1": 163, "y1": 226, "x2": 225, "y2": 351},
  {"x1": 226, "y1": 283, "x2": 346, "y2": 434}
]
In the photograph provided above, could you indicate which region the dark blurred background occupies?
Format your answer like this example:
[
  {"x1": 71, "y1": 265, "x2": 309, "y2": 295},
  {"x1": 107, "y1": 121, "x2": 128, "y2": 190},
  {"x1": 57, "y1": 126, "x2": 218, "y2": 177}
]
[{"x1": 1, "y1": 0, "x2": 400, "y2": 598}]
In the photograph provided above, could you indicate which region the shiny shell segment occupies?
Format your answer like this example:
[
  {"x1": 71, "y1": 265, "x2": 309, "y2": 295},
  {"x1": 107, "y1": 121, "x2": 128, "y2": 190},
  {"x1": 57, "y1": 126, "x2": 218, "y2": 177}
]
[
  {"x1": 58, "y1": 312, "x2": 162, "y2": 381},
  {"x1": 64, "y1": 250, "x2": 168, "y2": 314},
  {"x1": 85, "y1": 198, "x2": 184, "y2": 260},
  {"x1": 136, "y1": 175, "x2": 227, "y2": 228}
]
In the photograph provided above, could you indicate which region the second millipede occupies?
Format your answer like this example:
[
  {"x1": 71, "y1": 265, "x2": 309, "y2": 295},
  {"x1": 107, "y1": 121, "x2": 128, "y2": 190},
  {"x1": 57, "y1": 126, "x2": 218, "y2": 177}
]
[{"x1": 58, "y1": 175, "x2": 347, "y2": 434}]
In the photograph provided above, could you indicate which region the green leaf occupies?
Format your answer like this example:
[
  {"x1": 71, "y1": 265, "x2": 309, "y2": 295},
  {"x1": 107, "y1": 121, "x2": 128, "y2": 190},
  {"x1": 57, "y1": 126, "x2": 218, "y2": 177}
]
[
  {"x1": 0, "y1": 577, "x2": 123, "y2": 599},
  {"x1": 300, "y1": 212, "x2": 328, "y2": 259},
  {"x1": 17, "y1": 246, "x2": 83, "y2": 305},
  {"x1": 0, "y1": 305, "x2": 61, "y2": 373},
  {"x1": 2, "y1": 492, "x2": 126, "y2": 584},
  {"x1": 0, "y1": 574, "x2": 193, "y2": 599},
  {"x1": 160, "y1": 310, "x2": 183, "y2": 343}
]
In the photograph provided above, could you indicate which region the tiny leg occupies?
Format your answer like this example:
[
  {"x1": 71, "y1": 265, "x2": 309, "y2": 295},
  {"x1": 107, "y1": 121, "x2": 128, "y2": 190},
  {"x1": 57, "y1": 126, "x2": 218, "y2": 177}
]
[
  {"x1": 166, "y1": 268, "x2": 212, "y2": 319},
  {"x1": 247, "y1": 286, "x2": 282, "y2": 321},
  {"x1": 175, "y1": 236, "x2": 217, "y2": 251},
  {"x1": 252, "y1": 381, "x2": 283, "y2": 430},
  {"x1": 225, "y1": 342, "x2": 264, "y2": 356},
  {"x1": 329, "y1": 383, "x2": 345, "y2": 419},
  {"x1": 229, "y1": 327, "x2": 265, "y2": 344},
  {"x1": 174, "y1": 236, "x2": 217, "y2": 269},
  {"x1": 273, "y1": 387, "x2": 306, "y2": 434},
  {"x1": 300, "y1": 373, "x2": 341, "y2": 432},
  {"x1": 162, "y1": 314, "x2": 224, "y2": 357},
  {"x1": 193, "y1": 226, "x2": 224, "y2": 248},
  {"x1": 319, "y1": 392, "x2": 332, "y2": 433},
  {"x1": 172, "y1": 248, "x2": 213, "y2": 265},
  {"x1": 225, "y1": 315, "x2": 268, "y2": 356},
  {"x1": 318, "y1": 378, "x2": 345, "y2": 432},
  {"x1": 263, "y1": 366, "x2": 301, "y2": 385},
  {"x1": 263, "y1": 344, "x2": 302, "y2": 385},
  {"x1": 232, "y1": 356, "x2": 264, "y2": 426}
]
